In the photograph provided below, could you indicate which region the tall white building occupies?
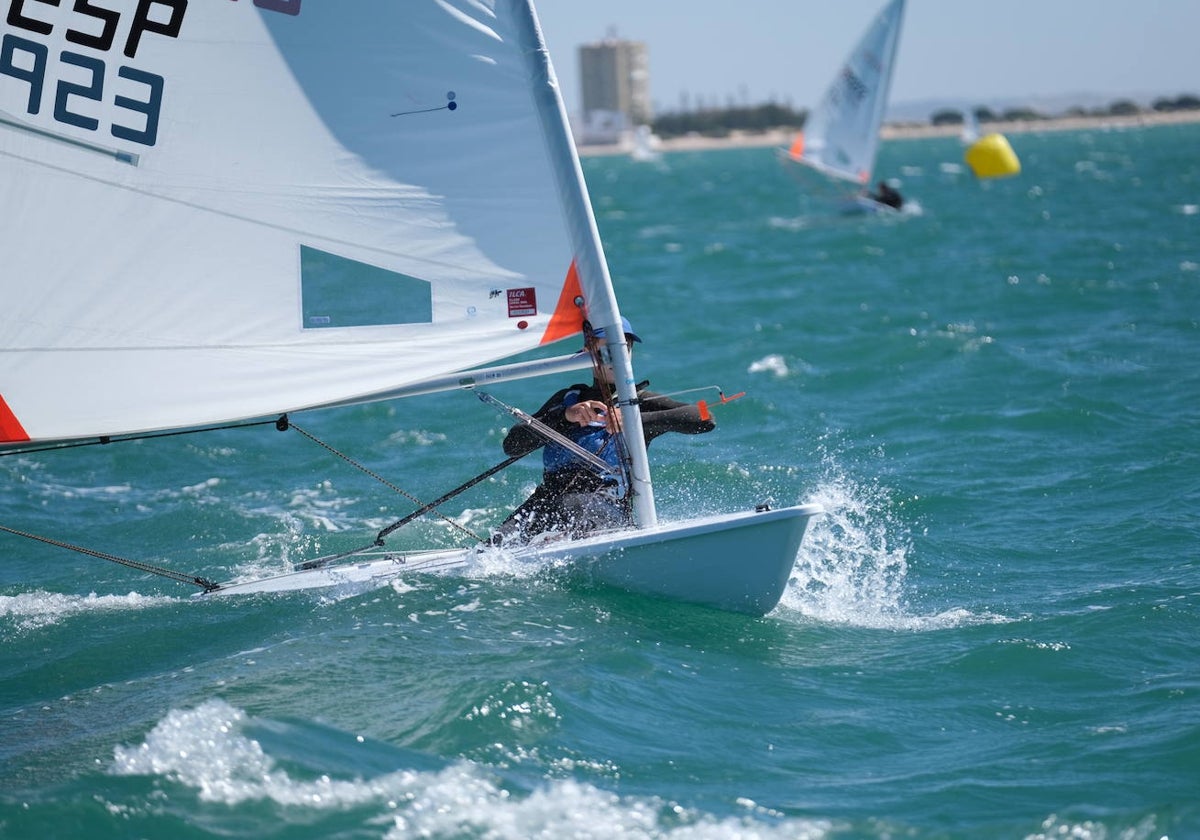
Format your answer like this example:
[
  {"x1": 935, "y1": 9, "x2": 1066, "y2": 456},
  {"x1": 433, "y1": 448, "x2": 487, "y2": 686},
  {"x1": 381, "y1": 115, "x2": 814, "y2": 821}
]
[{"x1": 578, "y1": 35, "x2": 651, "y2": 144}]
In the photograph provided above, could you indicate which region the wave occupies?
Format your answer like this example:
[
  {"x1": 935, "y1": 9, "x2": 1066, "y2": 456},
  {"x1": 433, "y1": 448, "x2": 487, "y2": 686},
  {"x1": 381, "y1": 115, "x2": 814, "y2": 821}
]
[
  {"x1": 110, "y1": 699, "x2": 836, "y2": 839},
  {"x1": 0, "y1": 590, "x2": 179, "y2": 631},
  {"x1": 778, "y1": 449, "x2": 1011, "y2": 630}
]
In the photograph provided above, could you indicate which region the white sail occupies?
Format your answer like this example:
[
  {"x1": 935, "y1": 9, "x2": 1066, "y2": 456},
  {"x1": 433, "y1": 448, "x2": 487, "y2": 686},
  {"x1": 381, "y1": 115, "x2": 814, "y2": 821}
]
[
  {"x1": 961, "y1": 108, "x2": 981, "y2": 144},
  {"x1": 1, "y1": 1, "x2": 822, "y2": 615},
  {"x1": 0, "y1": 1, "x2": 599, "y2": 446},
  {"x1": 781, "y1": 0, "x2": 905, "y2": 188}
]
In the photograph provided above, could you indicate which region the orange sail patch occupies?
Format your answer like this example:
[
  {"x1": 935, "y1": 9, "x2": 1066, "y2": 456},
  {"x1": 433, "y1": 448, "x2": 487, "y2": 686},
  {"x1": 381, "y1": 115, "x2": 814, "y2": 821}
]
[
  {"x1": 539, "y1": 259, "x2": 587, "y2": 345},
  {"x1": 0, "y1": 394, "x2": 30, "y2": 443}
]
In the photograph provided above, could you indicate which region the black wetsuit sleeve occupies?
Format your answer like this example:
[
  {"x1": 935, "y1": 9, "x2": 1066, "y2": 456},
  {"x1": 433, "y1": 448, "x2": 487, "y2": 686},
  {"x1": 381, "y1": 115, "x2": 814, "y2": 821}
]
[
  {"x1": 636, "y1": 388, "x2": 716, "y2": 444},
  {"x1": 503, "y1": 383, "x2": 715, "y2": 455}
]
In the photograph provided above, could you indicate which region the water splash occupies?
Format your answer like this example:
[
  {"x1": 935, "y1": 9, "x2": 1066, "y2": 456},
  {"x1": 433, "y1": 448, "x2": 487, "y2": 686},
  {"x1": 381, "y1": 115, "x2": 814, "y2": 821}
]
[
  {"x1": 780, "y1": 453, "x2": 1007, "y2": 630},
  {"x1": 110, "y1": 699, "x2": 836, "y2": 839},
  {"x1": 748, "y1": 353, "x2": 790, "y2": 377},
  {"x1": 0, "y1": 590, "x2": 178, "y2": 632},
  {"x1": 779, "y1": 461, "x2": 913, "y2": 628}
]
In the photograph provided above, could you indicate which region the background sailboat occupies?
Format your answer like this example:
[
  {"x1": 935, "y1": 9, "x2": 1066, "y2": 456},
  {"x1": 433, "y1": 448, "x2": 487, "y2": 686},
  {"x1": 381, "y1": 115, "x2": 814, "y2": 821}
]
[
  {"x1": 778, "y1": 0, "x2": 906, "y2": 213},
  {"x1": 0, "y1": 0, "x2": 819, "y2": 614},
  {"x1": 628, "y1": 125, "x2": 663, "y2": 162}
]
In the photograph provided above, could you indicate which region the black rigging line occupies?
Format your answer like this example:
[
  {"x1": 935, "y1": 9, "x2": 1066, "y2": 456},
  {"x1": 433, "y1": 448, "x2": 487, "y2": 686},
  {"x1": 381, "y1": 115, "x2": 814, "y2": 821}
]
[
  {"x1": 0, "y1": 417, "x2": 284, "y2": 458},
  {"x1": 1, "y1": 401, "x2": 514, "y2": 586},
  {"x1": 582, "y1": 320, "x2": 635, "y2": 508},
  {"x1": 0, "y1": 418, "x2": 288, "y2": 590},
  {"x1": 0, "y1": 523, "x2": 220, "y2": 592},
  {"x1": 286, "y1": 421, "x2": 483, "y2": 543}
]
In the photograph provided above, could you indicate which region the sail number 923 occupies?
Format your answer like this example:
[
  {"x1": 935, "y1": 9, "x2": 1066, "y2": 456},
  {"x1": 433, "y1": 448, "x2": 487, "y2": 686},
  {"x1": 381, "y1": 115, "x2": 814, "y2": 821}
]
[{"x1": 1, "y1": 0, "x2": 301, "y2": 148}]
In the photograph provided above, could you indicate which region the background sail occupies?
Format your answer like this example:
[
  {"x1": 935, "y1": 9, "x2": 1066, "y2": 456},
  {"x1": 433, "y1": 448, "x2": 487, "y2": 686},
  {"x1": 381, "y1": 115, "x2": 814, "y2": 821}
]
[
  {"x1": 794, "y1": 0, "x2": 905, "y2": 185},
  {"x1": 0, "y1": 1, "x2": 585, "y2": 445}
]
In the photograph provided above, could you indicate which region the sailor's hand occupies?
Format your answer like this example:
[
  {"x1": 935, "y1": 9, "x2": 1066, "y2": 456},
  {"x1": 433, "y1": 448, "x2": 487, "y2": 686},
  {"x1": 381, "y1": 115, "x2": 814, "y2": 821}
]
[
  {"x1": 565, "y1": 400, "x2": 621, "y2": 432},
  {"x1": 565, "y1": 400, "x2": 607, "y2": 426}
]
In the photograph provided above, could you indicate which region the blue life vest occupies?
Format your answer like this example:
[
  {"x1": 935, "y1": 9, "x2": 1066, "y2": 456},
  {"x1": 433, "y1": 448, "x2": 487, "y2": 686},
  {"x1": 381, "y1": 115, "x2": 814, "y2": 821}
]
[{"x1": 543, "y1": 423, "x2": 620, "y2": 474}]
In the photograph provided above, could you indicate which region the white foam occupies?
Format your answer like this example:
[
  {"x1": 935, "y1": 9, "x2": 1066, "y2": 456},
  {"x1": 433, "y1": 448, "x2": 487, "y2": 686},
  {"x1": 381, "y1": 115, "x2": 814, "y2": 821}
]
[
  {"x1": 780, "y1": 457, "x2": 1010, "y2": 630},
  {"x1": 0, "y1": 590, "x2": 179, "y2": 631},
  {"x1": 748, "y1": 354, "x2": 790, "y2": 378},
  {"x1": 110, "y1": 699, "x2": 835, "y2": 839}
]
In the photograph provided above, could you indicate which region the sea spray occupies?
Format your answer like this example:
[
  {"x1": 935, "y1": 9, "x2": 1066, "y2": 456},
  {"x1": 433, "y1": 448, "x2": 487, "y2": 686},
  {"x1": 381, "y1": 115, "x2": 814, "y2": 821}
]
[
  {"x1": 0, "y1": 590, "x2": 180, "y2": 632},
  {"x1": 780, "y1": 455, "x2": 912, "y2": 627},
  {"x1": 110, "y1": 700, "x2": 837, "y2": 839}
]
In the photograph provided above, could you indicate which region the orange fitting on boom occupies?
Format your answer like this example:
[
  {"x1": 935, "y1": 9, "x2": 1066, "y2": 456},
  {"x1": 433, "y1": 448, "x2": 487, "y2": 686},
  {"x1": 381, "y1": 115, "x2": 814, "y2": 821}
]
[{"x1": 697, "y1": 400, "x2": 711, "y2": 422}]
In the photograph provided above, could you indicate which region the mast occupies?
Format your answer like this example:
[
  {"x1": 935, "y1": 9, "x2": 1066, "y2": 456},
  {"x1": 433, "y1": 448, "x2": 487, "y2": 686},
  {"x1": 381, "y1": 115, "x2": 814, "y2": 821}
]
[{"x1": 513, "y1": 1, "x2": 658, "y2": 528}]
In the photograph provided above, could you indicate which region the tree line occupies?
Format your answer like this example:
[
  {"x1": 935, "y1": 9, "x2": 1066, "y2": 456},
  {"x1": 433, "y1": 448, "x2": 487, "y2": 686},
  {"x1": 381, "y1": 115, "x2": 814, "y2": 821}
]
[
  {"x1": 647, "y1": 96, "x2": 1200, "y2": 139},
  {"x1": 930, "y1": 95, "x2": 1200, "y2": 126}
]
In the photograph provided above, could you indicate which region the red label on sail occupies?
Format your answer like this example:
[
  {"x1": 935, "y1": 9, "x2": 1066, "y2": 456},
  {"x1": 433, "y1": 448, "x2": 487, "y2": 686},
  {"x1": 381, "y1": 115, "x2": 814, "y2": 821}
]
[
  {"x1": 507, "y1": 287, "x2": 537, "y2": 317},
  {"x1": 0, "y1": 394, "x2": 30, "y2": 443}
]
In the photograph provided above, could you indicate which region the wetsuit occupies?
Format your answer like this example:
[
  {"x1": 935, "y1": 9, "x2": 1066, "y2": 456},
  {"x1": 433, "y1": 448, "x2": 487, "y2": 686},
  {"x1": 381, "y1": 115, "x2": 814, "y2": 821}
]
[
  {"x1": 494, "y1": 380, "x2": 715, "y2": 543},
  {"x1": 872, "y1": 183, "x2": 903, "y2": 209}
]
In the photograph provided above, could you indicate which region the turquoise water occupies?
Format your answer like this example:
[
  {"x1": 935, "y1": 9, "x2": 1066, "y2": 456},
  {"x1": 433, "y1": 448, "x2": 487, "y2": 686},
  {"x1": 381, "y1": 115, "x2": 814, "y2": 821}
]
[{"x1": 3, "y1": 123, "x2": 1198, "y2": 839}]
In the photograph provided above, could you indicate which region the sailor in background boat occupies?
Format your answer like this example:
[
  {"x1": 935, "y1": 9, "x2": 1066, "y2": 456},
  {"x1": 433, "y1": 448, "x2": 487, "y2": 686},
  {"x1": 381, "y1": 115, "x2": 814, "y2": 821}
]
[
  {"x1": 869, "y1": 179, "x2": 904, "y2": 209},
  {"x1": 492, "y1": 319, "x2": 716, "y2": 545}
]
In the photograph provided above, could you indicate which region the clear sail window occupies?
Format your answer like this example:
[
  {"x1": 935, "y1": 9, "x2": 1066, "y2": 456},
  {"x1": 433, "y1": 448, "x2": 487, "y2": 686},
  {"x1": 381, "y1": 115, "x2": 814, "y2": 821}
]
[{"x1": 300, "y1": 245, "x2": 432, "y2": 329}]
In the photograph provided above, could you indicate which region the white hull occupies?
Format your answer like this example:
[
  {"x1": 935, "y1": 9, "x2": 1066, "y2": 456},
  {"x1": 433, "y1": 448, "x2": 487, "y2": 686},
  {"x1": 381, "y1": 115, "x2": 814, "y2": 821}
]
[
  {"x1": 777, "y1": 151, "x2": 901, "y2": 216},
  {"x1": 844, "y1": 194, "x2": 901, "y2": 216},
  {"x1": 203, "y1": 504, "x2": 822, "y2": 616}
]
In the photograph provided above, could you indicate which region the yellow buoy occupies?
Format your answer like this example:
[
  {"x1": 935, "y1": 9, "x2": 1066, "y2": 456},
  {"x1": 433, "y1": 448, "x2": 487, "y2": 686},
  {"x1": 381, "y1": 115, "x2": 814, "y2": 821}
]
[{"x1": 964, "y1": 133, "x2": 1021, "y2": 179}]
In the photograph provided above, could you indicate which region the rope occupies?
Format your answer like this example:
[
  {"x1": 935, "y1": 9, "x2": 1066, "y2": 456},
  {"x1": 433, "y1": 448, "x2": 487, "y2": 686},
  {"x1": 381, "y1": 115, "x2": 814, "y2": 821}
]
[
  {"x1": 286, "y1": 420, "x2": 483, "y2": 542},
  {"x1": 0, "y1": 418, "x2": 282, "y2": 458},
  {"x1": 1, "y1": 413, "x2": 505, "y2": 587},
  {"x1": 582, "y1": 321, "x2": 635, "y2": 506},
  {"x1": 0, "y1": 523, "x2": 220, "y2": 591},
  {"x1": 296, "y1": 452, "x2": 528, "y2": 570}
]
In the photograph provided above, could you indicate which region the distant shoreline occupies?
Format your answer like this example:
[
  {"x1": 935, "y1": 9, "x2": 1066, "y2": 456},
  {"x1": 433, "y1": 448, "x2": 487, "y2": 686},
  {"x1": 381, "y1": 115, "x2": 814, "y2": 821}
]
[{"x1": 577, "y1": 109, "x2": 1200, "y2": 157}]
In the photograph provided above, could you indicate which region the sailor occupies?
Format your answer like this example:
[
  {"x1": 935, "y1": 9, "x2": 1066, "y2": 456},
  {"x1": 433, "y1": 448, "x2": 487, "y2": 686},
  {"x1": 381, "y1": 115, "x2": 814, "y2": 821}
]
[
  {"x1": 870, "y1": 180, "x2": 904, "y2": 209},
  {"x1": 491, "y1": 318, "x2": 715, "y2": 545}
]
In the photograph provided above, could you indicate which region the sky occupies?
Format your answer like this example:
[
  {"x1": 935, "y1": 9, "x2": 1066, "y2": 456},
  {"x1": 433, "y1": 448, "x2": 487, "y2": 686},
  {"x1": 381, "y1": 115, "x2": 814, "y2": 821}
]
[{"x1": 533, "y1": 0, "x2": 1200, "y2": 119}]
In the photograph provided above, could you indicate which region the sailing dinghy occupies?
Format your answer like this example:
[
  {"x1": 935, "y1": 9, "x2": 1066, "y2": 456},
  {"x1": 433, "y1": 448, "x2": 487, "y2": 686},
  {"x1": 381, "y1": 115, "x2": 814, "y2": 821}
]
[
  {"x1": 0, "y1": 1, "x2": 820, "y2": 615},
  {"x1": 778, "y1": 0, "x2": 906, "y2": 213}
]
